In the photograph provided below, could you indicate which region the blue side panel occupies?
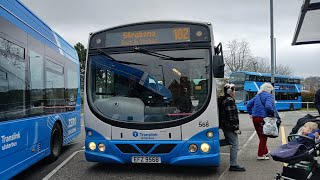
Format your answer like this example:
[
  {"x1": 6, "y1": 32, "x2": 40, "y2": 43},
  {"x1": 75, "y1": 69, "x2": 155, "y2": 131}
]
[
  {"x1": 85, "y1": 127, "x2": 220, "y2": 167},
  {"x1": 0, "y1": 111, "x2": 81, "y2": 179}
]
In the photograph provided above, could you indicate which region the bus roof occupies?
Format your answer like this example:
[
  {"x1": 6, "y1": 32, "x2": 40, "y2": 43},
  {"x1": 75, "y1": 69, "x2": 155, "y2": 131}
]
[
  {"x1": 232, "y1": 71, "x2": 302, "y2": 79},
  {"x1": 1, "y1": 0, "x2": 78, "y2": 61}
]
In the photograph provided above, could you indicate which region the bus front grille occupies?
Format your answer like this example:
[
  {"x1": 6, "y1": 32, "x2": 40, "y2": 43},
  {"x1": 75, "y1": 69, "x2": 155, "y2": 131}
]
[
  {"x1": 115, "y1": 144, "x2": 139, "y2": 154},
  {"x1": 115, "y1": 144, "x2": 177, "y2": 154},
  {"x1": 151, "y1": 144, "x2": 177, "y2": 154},
  {"x1": 136, "y1": 144, "x2": 155, "y2": 154}
]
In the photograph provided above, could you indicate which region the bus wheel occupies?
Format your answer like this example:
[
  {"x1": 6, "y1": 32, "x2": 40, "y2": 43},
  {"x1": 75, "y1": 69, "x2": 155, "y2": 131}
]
[
  {"x1": 290, "y1": 104, "x2": 294, "y2": 111},
  {"x1": 48, "y1": 122, "x2": 63, "y2": 162}
]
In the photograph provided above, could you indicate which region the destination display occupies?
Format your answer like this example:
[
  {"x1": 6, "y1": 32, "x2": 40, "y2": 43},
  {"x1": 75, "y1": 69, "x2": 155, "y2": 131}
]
[
  {"x1": 89, "y1": 23, "x2": 211, "y2": 48},
  {"x1": 105, "y1": 27, "x2": 191, "y2": 47}
]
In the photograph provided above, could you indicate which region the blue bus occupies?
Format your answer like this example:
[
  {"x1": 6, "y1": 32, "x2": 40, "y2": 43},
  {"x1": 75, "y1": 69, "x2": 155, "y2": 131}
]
[
  {"x1": 0, "y1": 1, "x2": 81, "y2": 179},
  {"x1": 229, "y1": 71, "x2": 302, "y2": 112},
  {"x1": 84, "y1": 21, "x2": 225, "y2": 166}
]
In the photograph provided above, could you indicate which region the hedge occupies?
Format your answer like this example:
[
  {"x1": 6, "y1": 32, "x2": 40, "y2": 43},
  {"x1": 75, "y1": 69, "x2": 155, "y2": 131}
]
[{"x1": 302, "y1": 91, "x2": 315, "y2": 108}]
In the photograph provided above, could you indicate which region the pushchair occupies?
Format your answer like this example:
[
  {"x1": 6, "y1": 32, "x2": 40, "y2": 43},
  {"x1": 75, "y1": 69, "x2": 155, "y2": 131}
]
[{"x1": 271, "y1": 114, "x2": 320, "y2": 180}]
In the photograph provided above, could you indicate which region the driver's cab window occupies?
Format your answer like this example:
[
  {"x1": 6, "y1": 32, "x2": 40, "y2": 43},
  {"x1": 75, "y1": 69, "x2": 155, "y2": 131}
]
[{"x1": 95, "y1": 69, "x2": 114, "y2": 97}]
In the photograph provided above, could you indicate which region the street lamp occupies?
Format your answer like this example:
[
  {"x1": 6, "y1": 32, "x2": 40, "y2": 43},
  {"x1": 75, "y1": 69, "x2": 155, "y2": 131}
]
[{"x1": 159, "y1": 65, "x2": 165, "y2": 85}]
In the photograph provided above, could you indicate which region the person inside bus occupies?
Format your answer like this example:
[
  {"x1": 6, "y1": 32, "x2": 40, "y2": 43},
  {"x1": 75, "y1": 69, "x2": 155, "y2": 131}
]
[
  {"x1": 218, "y1": 83, "x2": 246, "y2": 172},
  {"x1": 314, "y1": 88, "x2": 320, "y2": 115},
  {"x1": 247, "y1": 83, "x2": 281, "y2": 160},
  {"x1": 176, "y1": 77, "x2": 192, "y2": 113}
]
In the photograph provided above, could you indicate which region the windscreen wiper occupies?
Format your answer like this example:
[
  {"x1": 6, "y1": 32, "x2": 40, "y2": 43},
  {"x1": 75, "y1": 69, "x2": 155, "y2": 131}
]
[
  {"x1": 133, "y1": 47, "x2": 203, "y2": 61},
  {"x1": 97, "y1": 49, "x2": 147, "y2": 66}
]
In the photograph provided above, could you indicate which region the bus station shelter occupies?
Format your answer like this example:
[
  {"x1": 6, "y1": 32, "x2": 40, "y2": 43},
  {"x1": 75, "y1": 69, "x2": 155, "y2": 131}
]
[{"x1": 292, "y1": 0, "x2": 320, "y2": 45}]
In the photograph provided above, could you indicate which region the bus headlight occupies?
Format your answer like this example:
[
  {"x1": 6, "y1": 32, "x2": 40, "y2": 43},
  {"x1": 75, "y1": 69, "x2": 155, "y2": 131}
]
[
  {"x1": 189, "y1": 144, "x2": 198, "y2": 153},
  {"x1": 200, "y1": 143, "x2": 210, "y2": 153},
  {"x1": 98, "y1": 143, "x2": 106, "y2": 152},
  {"x1": 87, "y1": 130, "x2": 93, "y2": 137},
  {"x1": 206, "y1": 131, "x2": 214, "y2": 138},
  {"x1": 88, "y1": 142, "x2": 96, "y2": 151}
]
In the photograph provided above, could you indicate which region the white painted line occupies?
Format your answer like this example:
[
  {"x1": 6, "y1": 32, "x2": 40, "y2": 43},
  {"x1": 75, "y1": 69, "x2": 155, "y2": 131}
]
[
  {"x1": 238, "y1": 131, "x2": 257, "y2": 155},
  {"x1": 42, "y1": 150, "x2": 84, "y2": 180},
  {"x1": 218, "y1": 131, "x2": 257, "y2": 180}
]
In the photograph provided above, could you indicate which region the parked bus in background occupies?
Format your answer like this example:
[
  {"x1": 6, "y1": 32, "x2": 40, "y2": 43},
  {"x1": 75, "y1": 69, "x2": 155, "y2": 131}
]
[
  {"x1": 229, "y1": 71, "x2": 302, "y2": 112},
  {"x1": 0, "y1": 1, "x2": 81, "y2": 179},
  {"x1": 84, "y1": 21, "x2": 225, "y2": 166}
]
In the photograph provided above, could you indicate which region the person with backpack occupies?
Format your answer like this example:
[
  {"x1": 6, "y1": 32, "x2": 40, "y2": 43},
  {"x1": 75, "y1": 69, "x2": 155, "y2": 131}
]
[
  {"x1": 314, "y1": 88, "x2": 320, "y2": 115},
  {"x1": 218, "y1": 83, "x2": 246, "y2": 171},
  {"x1": 247, "y1": 83, "x2": 281, "y2": 160}
]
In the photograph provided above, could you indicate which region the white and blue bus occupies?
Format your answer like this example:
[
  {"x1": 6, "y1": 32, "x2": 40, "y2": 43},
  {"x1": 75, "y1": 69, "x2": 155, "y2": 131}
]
[
  {"x1": 84, "y1": 21, "x2": 225, "y2": 166},
  {"x1": 229, "y1": 71, "x2": 302, "y2": 112},
  {"x1": 0, "y1": 1, "x2": 81, "y2": 179}
]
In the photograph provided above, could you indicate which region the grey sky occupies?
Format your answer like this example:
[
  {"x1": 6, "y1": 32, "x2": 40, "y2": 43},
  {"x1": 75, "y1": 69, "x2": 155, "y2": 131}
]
[{"x1": 20, "y1": 0, "x2": 320, "y2": 78}]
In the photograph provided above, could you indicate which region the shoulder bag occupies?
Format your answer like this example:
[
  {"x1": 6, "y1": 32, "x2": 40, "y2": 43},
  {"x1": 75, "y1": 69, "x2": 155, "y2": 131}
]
[{"x1": 258, "y1": 94, "x2": 279, "y2": 138}]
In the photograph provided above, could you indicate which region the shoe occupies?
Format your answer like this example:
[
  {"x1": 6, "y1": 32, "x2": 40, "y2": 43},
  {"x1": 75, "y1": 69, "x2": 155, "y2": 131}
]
[
  {"x1": 229, "y1": 165, "x2": 246, "y2": 172},
  {"x1": 264, "y1": 151, "x2": 271, "y2": 157},
  {"x1": 257, "y1": 155, "x2": 269, "y2": 160}
]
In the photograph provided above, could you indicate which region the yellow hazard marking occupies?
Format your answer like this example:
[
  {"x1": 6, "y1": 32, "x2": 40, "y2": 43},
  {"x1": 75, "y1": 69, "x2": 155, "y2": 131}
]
[{"x1": 280, "y1": 126, "x2": 288, "y2": 167}]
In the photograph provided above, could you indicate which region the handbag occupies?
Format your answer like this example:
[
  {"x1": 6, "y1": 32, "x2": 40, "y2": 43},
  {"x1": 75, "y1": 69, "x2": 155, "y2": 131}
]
[
  {"x1": 258, "y1": 95, "x2": 279, "y2": 138},
  {"x1": 262, "y1": 116, "x2": 279, "y2": 138}
]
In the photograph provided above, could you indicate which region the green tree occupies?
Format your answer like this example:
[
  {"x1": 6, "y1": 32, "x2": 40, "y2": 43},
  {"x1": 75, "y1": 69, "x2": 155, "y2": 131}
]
[{"x1": 74, "y1": 42, "x2": 87, "y2": 92}]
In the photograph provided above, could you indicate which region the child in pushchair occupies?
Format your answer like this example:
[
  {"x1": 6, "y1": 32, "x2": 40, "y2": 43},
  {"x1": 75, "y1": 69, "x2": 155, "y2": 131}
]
[{"x1": 271, "y1": 114, "x2": 320, "y2": 180}]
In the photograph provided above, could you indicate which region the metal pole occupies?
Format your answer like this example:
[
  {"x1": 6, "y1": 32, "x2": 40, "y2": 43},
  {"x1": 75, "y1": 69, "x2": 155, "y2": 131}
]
[
  {"x1": 270, "y1": 0, "x2": 276, "y2": 101},
  {"x1": 274, "y1": 38, "x2": 276, "y2": 74},
  {"x1": 159, "y1": 65, "x2": 165, "y2": 85}
]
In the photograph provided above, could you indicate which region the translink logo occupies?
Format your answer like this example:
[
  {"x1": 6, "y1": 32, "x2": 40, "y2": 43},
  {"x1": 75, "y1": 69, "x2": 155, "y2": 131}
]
[{"x1": 133, "y1": 131, "x2": 139, "y2": 137}]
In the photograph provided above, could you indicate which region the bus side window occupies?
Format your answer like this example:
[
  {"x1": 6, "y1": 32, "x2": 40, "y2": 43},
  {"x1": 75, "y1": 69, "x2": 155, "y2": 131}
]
[
  {"x1": 256, "y1": 76, "x2": 262, "y2": 82},
  {"x1": 245, "y1": 75, "x2": 250, "y2": 81},
  {"x1": 288, "y1": 79, "x2": 294, "y2": 84},
  {"x1": 266, "y1": 77, "x2": 271, "y2": 82},
  {"x1": 288, "y1": 93, "x2": 294, "y2": 100},
  {"x1": 281, "y1": 78, "x2": 288, "y2": 83},
  {"x1": 281, "y1": 92, "x2": 288, "y2": 100},
  {"x1": 249, "y1": 75, "x2": 255, "y2": 81},
  {"x1": 276, "y1": 92, "x2": 281, "y2": 100},
  {"x1": 0, "y1": 69, "x2": 8, "y2": 121}
]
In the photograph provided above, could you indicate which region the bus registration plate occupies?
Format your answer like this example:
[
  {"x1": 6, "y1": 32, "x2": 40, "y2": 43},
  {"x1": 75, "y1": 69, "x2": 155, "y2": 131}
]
[{"x1": 132, "y1": 156, "x2": 161, "y2": 163}]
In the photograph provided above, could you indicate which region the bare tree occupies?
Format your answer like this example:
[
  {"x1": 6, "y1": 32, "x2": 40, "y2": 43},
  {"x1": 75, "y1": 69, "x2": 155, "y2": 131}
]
[
  {"x1": 224, "y1": 39, "x2": 252, "y2": 73},
  {"x1": 276, "y1": 64, "x2": 294, "y2": 76},
  {"x1": 245, "y1": 57, "x2": 270, "y2": 73},
  {"x1": 223, "y1": 39, "x2": 294, "y2": 76}
]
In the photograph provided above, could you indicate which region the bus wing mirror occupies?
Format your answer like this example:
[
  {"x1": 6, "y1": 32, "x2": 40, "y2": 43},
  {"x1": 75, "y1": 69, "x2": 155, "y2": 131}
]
[
  {"x1": 213, "y1": 42, "x2": 225, "y2": 78},
  {"x1": 213, "y1": 55, "x2": 225, "y2": 78}
]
